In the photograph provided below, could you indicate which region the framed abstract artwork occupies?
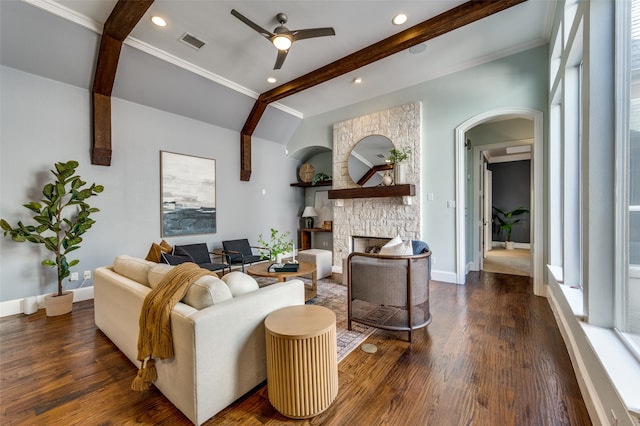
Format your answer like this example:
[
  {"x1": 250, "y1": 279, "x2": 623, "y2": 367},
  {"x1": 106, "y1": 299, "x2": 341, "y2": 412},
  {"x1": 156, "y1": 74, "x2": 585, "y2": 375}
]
[{"x1": 160, "y1": 151, "x2": 216, "y2": 236}]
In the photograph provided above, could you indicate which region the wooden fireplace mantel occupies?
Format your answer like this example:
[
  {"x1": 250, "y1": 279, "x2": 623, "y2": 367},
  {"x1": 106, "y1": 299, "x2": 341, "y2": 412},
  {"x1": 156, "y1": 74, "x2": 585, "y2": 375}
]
[{"x1": 328, "y1": 184, "x2": 415, "y2": 199}]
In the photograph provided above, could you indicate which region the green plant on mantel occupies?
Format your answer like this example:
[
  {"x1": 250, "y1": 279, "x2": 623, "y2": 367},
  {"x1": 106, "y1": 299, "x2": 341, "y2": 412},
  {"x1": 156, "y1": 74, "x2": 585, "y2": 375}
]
[
  {"x1": 311, "y1": 172, "x2": 331, "y2": 185},
  {"x1": 388, "y1": 147, "x2": 411, "y2": 164},
  {"x1": 258, "y1": 228, "x2": 294, "y2": 260},
  {"x1": 1, "y1": 160, "x2": 104, "y2": 297}
]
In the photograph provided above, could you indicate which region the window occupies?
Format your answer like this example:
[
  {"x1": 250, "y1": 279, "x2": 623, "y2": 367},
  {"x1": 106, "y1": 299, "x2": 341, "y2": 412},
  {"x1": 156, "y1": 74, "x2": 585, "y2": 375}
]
[{"x1": 617, "y1": 0, "x2": 640, "y2": 354}]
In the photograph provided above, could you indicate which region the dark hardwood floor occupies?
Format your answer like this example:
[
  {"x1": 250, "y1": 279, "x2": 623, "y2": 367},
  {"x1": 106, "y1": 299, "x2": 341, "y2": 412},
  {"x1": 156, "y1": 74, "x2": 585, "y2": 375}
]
[{"x1": 0, "y1": 271, "x2": 591, "y2": 425}]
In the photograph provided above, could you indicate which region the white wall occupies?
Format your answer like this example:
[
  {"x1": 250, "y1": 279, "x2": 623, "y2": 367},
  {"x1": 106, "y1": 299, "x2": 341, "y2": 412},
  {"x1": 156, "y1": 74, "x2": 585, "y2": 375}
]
[
  {"x1": 288, "y1": 45, "x2": 549, "y2": 278},
  {"x1": 0, "y1": 66, "x2": 301, "y2": 302}
]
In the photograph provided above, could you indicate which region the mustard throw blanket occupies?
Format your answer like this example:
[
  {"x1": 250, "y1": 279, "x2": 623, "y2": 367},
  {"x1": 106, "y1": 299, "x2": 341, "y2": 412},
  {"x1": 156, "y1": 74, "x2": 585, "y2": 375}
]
[{"x1": 131, "y1": 262, "x2": 213, "y2": 391}]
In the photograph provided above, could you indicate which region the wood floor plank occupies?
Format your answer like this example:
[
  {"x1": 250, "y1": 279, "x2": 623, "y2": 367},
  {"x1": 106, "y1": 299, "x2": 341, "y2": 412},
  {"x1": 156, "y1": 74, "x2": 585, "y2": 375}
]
[{"x1": 0, "y1": 271, "x2": 591, "y2": 425}]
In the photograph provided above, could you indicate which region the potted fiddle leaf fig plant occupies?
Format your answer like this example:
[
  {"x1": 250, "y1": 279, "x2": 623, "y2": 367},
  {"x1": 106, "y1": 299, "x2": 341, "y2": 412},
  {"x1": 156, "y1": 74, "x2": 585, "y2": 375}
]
[
  {"x1": 258, "y1": 228, "x2": 293, "y2": 264},
  {"x1": 492, "y1": 206, "x2": 529, "y2": 250},
  {"x1": 0, "y1": 160, "x2": 104, "y2": 316}
]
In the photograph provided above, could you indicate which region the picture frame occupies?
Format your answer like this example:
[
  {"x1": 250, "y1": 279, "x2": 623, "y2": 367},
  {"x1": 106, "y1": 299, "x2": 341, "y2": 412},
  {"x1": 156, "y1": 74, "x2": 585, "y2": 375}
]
[
  {"x1": 161, "y1": 151, "x2": 216, "y2": 236},
  {"x1": 314, "y1": 190, "x2": 332, "y2": 226}
]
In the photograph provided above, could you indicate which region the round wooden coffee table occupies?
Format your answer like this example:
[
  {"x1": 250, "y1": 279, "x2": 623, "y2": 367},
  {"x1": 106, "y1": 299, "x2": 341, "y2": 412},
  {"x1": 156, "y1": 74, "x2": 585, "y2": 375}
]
[
  {"x1": 265, "y1": 305, "x2": 338, "y2": 419},
  {"x1": 247, "y1": 260, "x2": 317, "y2": 301}
]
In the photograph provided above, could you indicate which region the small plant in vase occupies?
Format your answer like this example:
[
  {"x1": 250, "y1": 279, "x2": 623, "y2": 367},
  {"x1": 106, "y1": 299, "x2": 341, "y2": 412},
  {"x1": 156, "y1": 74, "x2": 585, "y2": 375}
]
[
  {"x1": 388, "y1": 147, "x2": 411, "y2": 184},
  {"x1": 1, "y1": 160, "x2": 104, "y2": 316},
  {"x1": 258, "y1": 228, "x2": 294, "y2": 264}
]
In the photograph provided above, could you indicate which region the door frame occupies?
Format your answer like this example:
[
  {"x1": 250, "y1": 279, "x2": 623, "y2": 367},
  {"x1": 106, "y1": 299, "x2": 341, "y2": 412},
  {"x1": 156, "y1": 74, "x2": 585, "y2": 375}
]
[
  {"x1": 455, "y1": 107, "x2": 544, "y2": 296},
  {"x1": 483, "y1": 164, "x2": 492, "y2": 261},
  {"x1": 474, "y1": 140, "x2": 532, "y2": 273}
]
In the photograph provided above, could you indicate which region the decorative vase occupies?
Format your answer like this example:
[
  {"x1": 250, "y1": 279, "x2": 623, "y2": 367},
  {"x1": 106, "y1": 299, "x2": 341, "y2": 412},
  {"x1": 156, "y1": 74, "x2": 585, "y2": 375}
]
[
  {"x1": 394, "y1": 162, "x2": 407, "y2": 184},
  {"x1": 505, "y1": 241, "x2": 515, "y2": 250},
  {"x1": 44, "y1": 292, "x2": 73, "y2": 316},
  {"x1": 276, "y1": 253, "x2": 284, "y2": 264},
  {"x1": 381, "y1": 170, "x2": 393, "y2": 186}
]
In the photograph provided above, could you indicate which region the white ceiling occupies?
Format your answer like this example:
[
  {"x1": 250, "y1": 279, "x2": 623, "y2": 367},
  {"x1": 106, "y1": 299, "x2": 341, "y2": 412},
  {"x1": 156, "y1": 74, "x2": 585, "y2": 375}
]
[{"x1": 44, "y1": 0, "x2": 555, "y2": 118}]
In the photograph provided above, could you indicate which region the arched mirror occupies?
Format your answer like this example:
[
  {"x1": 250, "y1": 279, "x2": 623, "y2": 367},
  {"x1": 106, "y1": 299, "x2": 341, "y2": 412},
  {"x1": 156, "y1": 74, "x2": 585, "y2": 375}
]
[{"x1": 347, "y1": 135, "x2": 394, "y2": 187}]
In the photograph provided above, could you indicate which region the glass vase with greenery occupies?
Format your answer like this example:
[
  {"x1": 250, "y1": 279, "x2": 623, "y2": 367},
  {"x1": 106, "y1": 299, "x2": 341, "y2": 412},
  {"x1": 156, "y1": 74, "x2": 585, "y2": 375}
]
[{"x1": 258, "y1": 228, "x2": 293, "y2": 262}]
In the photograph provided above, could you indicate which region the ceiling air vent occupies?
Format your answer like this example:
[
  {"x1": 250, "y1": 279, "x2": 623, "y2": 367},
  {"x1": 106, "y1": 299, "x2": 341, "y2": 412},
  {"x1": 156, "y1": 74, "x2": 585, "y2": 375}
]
[{"x1": 179, "y1": 33, "x2": 206, "y2": 50}]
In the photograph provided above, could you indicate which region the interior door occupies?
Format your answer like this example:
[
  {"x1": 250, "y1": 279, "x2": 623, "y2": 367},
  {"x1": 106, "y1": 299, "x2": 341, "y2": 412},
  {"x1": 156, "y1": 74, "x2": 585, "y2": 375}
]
[{"x1": 483, "y1": 167, "x2": 493, "y2": 259}]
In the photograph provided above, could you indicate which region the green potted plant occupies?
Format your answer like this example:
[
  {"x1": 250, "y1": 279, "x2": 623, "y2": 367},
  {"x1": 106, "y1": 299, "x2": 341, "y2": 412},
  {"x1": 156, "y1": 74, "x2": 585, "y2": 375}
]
[
  {"x1": 492, "y1": 206, "x2": 529, "y2": 250},
  {"x1": 311, "y1": 172, "x2": 331, "y2": 186},
  {"x1": 1, "y1": 161, "x2": 104, "y2": 316},
  {"x1": 388, "y1": 147, "x2": 411, "y2": 184},
  {"x1": 258, "y1": 228, "x2": 294, "y2": 264}
]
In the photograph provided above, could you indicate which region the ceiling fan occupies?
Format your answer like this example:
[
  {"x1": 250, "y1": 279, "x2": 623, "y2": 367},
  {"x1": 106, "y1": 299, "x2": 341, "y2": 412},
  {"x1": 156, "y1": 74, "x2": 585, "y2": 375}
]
[{"x1": 230, "y1": 9, "x2": 336, "y2": 70}]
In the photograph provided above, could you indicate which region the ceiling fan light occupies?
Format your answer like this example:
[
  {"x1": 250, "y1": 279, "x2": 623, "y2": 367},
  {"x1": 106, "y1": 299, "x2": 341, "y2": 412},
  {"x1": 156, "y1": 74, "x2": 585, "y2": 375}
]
[{"x1": 273, "y1": 35, "x2": 292, "y2": 50}]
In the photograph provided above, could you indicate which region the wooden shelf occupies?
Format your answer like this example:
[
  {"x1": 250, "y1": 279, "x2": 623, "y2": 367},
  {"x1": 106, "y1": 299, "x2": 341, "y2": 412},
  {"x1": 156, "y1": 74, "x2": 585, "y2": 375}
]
[
  {"x1": 290, "y1": 180, "x2": 332, "y2": 188},
  {"x1": 300, "y1": 228, "x2": 331, "y2": 250},
  {"x1": 328, "y1": 184, "x2": 415, "y2": 199}
]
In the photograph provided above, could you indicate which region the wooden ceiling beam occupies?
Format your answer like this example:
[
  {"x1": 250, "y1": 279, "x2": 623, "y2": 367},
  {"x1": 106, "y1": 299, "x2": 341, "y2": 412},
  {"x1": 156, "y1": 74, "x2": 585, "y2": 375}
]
[
  {"x1": 239, "y1": 0, "x2": 527, "y2": 181},
  {"x1": 91, "y1": 0, "x2": 153, "y2": 166}
]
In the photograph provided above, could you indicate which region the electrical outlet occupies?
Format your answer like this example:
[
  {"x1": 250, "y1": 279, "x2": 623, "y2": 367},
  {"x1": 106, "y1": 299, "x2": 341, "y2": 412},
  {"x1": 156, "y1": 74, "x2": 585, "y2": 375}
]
[
  {"x1": 70, "y1": 272, "x2": 79, "y2": 281},
  {"x1": 432, "y1": 256, "x2": 436, "y2": 264},
  {"x1": 83, "y1": 270, "x2": 91, "y2": 280}
]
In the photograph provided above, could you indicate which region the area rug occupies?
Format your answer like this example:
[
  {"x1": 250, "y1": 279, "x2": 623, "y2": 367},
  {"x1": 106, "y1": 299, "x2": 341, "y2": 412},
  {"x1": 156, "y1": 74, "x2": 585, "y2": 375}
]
[{"x1": 255, "y1": 276, "x2": 376, "y2": 362}]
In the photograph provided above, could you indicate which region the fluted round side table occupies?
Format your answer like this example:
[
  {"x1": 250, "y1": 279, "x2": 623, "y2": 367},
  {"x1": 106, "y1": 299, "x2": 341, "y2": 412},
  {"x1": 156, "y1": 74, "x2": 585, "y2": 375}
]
[{"x1": 264, "y1": 305, "x2": 338, "y2": 419}]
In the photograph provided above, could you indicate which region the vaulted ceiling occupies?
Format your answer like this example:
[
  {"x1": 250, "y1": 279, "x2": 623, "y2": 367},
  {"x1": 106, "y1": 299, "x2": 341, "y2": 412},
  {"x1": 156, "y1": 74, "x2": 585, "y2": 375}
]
[{"x1": 0, "y1": 0, "x2": 555, "y2": 147}]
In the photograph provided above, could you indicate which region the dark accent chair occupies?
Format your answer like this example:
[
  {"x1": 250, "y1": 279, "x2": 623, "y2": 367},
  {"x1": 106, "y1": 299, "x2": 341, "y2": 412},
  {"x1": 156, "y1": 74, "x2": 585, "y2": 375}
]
[
  {"x1": 347, "y1": 249, "x2": 432, "y2": 342},
  {"x1": 221, "y1": 239, "x2": 264, "y2": 272},
  {"x1": 173, "y1": 243, "x2": 230, "y2": 275}
]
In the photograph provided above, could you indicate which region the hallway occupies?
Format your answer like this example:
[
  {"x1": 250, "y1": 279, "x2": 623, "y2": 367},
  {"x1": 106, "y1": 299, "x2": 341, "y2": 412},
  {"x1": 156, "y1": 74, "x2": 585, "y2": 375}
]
[{"x1": 482, "y1": 247, "x2": 531, "y2": 277}]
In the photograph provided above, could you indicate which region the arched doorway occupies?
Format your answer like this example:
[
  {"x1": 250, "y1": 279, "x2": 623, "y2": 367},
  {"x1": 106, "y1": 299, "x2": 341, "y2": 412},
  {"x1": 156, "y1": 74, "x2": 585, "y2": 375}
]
[{"x1": 455, "y1": 108, "x2": 544, "y2": 296}]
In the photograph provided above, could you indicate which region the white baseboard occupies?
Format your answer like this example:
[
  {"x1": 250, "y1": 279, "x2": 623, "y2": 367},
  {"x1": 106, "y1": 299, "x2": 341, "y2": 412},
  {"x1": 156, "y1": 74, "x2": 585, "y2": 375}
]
[
  {"x1": 432, "y1": 269, "x2": 458, "y2": 284},
  {"x1": 547, "y1": 289, "x2": 607, "y2": 425},
  {"x1": 0, "y1": 286, "x2": 94, "y2": 318},
  {"x1": 491, "y1": 241, "x2": 531, "y2": 250}
]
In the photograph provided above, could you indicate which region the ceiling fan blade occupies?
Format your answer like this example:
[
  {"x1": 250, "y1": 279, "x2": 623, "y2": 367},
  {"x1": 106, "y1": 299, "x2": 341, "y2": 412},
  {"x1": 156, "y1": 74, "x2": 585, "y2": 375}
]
[
  {"x1": 274, "y1": 49, "x2": 289, "y2": 70},
  {"x1": 291, "y1": 27, "x2": 336, "y2": 42},
  {"x1": 230, "y1": 9, "x2": 273, "y2": 39}
]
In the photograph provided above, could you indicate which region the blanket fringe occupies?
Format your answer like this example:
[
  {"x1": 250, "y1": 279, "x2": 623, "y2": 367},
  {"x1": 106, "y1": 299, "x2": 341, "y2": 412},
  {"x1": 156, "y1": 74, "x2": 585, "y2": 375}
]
[{"x1": 131, "y1": 358, "x2": 157, "y2": 391}]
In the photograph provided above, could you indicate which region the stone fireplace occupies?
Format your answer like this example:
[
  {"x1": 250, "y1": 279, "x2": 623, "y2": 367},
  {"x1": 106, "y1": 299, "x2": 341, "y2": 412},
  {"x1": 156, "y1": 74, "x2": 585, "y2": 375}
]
[{"x1": 332, "y1": 102, "x2": 422, "y2": 265}]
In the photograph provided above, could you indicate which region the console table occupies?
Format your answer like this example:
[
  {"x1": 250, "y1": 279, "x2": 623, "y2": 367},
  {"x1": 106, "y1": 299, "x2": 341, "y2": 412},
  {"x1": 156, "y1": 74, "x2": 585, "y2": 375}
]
[{"x1": 300, "y1": 228, "x2": 331, "y2": 250}]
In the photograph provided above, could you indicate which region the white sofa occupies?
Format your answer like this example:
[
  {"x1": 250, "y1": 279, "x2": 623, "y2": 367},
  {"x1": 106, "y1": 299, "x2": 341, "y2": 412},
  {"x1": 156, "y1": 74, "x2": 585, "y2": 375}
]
[{"x1": 94, "y1": 255, "x2": 305, "y2": 425}]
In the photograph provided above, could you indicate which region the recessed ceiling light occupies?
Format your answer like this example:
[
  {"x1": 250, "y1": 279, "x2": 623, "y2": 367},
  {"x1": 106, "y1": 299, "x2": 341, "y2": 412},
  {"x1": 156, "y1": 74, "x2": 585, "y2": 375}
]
[
  {"x1": 392, "y1": 13, "x2": 408, "y2": 26},
  {"x1": 267, "y1": 77, "x2": 277, "y2": 84},
  {"x1": 151, "y1": 16, "x2": 167, "y2": 27},
  {"x1": 353, "y1": 77, "x2": 363, "y2": 84}
]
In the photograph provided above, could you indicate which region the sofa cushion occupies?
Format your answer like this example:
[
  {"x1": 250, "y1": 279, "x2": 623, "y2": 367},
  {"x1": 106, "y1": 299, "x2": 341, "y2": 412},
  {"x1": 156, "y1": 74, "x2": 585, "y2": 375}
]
[
  {"x1": 147, "y1": 264, "x2": 232, "y2": 308},
  {"x1": 380, "y1": 239, "x2": 413, "y2": 255},
  {"x1": 182, "y1": 275, "x2": 233, "y2": 309},
  {"x1": 145, "y1": 240, "x2": 173, "y2": 263},
  {"x1": 221, "y1": 271, "x2": 259, "y2": 297},
  {"x1": 113, "y1": 255, "x2": 156, "y2": 286},
  {"x1": 412, "y1": 240, "x2": 430, "y2": 254},
  {"x1": 385, "y1": 235, "x2": 402, "y2": 247},
  {"x1": 148, "y1": 263, "x2": 174, "y2": 289}
]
